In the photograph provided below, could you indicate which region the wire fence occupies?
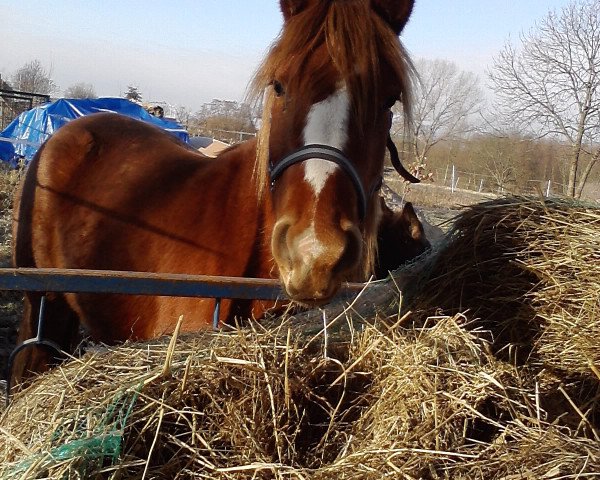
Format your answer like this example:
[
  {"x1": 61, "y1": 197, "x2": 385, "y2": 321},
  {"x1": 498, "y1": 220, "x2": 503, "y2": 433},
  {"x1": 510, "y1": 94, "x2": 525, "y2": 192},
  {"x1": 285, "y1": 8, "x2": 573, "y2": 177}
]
[
  {"x1": 385, "y1": 164, "x2": 600, "y2": 205},
  {"x1": 424, "y1": 165, "x2": 595, "y2": 198},
  {"x1": 0, "y1": 85, "x2": 50, "y2": 130}
]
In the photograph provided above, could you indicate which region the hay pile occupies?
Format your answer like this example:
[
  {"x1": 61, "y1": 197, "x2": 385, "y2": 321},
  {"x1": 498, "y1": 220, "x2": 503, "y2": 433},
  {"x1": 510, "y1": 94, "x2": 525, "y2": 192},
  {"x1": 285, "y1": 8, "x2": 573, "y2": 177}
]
[
  {"x1": 0, "y1": 196, "x2": 599, "y2": 479},
  {"x1": 408, "y1": 196, "x2": 600, "y2": 374}
]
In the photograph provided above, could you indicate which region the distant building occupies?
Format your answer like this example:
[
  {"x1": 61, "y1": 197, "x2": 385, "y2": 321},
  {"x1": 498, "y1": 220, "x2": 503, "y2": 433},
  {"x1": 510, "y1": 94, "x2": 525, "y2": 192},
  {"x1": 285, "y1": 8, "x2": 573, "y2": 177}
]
[
  {"x1": 189, "y1": 136, "x2": 230, "y2": 157},
  {"x1": 143, "y1": 101, "x2": 179, "y2": 122}
]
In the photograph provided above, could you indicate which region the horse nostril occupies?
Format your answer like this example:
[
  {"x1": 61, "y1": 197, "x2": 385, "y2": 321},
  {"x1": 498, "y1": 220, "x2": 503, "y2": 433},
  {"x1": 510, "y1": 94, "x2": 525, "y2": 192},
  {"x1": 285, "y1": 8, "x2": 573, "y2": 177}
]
[{"x1": 272, "y1": 219, "x2": 292, "y2": 268}]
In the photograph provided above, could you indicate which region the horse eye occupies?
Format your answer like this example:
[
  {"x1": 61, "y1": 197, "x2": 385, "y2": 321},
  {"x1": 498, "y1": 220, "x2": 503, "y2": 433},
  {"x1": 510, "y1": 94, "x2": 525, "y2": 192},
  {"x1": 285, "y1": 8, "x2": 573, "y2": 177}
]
[{"x1": 272, "y1": 80, "x2": 285, "y2": 97}]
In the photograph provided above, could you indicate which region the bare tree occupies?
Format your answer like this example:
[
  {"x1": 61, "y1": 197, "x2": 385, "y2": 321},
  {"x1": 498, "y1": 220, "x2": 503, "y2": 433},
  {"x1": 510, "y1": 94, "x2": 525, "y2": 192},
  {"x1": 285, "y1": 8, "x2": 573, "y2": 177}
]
[
  {"x1": 489, "y1": 0, "x2": 600, "y2": 198},
  {"x1": 190, "y1": 99, "x2": 256, "y2": 143},
  {"x1": 125, "y1": 85, "x2": 142, "y2": 103},
  {"x1": 174, "y1": 106, "x2": 191, "y2": 128},
  {"x1": 64, "y1": 82, "x2": 97, "y2": 99},
  {"x1": 0, "y1": 75, "x2": 12, "y2": 90},
  {"x1": 11, "y1": 59, "x2": 58, "y2": 95},
  {"x1": 393, "y1": 58, "x2": 484, "y2": 167},
  {"x1": 477, "y1": 137, "x2": 518, "y2": 193}
]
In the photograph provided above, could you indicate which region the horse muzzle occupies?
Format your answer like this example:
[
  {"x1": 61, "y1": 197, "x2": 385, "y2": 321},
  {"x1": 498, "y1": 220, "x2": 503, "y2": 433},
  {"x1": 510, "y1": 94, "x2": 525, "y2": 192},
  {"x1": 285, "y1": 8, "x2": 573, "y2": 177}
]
[{"x1": 272, "y1": 217, "x2": 362, "y2": 305}]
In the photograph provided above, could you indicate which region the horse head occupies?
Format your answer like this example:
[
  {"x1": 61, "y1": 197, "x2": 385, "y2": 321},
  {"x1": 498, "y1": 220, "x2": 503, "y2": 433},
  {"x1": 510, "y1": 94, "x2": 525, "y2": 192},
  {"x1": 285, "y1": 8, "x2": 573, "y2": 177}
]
[
  {"x1": 252, "y1": 0, "x2": 416, "y2": 304},
  {"x1": 375, "y1": 199, "x2": 431, "y2": 279}
]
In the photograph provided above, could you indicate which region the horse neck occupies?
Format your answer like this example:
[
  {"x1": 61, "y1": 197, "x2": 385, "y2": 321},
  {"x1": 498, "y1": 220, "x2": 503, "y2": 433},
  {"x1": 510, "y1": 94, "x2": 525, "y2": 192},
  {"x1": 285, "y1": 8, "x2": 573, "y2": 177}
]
[{"x1": 216, "y1": 138, "x2": 277, "y2": 280}]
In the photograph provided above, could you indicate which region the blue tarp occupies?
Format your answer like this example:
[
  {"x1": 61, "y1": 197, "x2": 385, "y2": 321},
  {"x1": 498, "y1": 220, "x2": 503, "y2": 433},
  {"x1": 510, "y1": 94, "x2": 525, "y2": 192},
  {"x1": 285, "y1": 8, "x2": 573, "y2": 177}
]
[{"x1": 0, "y1": 98, "x2": 189, "y2": 166}]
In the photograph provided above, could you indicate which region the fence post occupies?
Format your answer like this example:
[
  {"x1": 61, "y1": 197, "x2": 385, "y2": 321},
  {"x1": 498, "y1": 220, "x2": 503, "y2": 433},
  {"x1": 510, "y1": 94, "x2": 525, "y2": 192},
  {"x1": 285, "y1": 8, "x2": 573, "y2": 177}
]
[
  {"x1": 451, "y1": 165, "x2": 456, "y2": 193},
  {"x1": 546, "y1": 180, "x2": 551, "y2": 197}
]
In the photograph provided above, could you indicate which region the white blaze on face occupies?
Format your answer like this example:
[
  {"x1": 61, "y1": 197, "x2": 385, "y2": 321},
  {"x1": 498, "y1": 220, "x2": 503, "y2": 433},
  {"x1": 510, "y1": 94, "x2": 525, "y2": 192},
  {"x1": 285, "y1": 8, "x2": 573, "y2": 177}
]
[
  {"x1": 302, "y1": 86, "x2": 350, "y2": 195},
  {"x1": 291, "y1": 85, "x2": 351, "y2": 275}
]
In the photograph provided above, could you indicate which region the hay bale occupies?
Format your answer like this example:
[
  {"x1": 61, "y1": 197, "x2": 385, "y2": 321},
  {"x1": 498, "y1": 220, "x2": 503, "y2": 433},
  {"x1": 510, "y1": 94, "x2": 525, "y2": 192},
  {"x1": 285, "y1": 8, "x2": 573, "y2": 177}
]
[
  {"x1": 0, "y1": 320, "x2": 372, "y2": 478},
  {"x1": 1, "y1": 314, "x2": 599, "y2": 478},
  {"x1": 0, "y1": 195, "x2": 599, "y2": 478},
  {"x1": 316, "y1": 316, "x2": 597, "y2": 479},
  {"x1": 407, "y1": 196, "x2": 600, "y2": 378}
]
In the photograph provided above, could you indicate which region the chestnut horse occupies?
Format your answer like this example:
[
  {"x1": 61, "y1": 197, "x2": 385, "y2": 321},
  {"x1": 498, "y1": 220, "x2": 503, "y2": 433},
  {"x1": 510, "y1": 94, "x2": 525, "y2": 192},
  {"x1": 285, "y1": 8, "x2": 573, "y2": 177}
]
[{"x1": 12, "y1": 0, "x2": 418, "y2": 381}]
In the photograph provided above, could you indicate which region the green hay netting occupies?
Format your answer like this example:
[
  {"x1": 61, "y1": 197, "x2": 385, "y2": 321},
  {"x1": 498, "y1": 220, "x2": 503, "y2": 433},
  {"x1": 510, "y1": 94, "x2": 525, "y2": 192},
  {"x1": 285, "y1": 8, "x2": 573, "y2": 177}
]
[{"x1": 4, "y1": 387, "x2": 139, "y2": 478}]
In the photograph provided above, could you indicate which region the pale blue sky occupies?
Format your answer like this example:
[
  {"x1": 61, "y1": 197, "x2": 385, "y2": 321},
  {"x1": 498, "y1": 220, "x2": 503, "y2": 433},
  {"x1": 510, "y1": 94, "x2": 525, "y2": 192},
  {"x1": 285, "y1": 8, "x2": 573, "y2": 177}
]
[{"x1": 1, "y1": 1, "x2": 572, "y2": 110}]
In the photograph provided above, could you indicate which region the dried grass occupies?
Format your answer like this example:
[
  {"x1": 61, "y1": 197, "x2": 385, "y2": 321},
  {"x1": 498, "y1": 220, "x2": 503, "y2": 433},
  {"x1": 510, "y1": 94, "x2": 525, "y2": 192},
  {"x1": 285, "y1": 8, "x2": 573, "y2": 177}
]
[
  {"x1": 407, "y1": 196, "x2": 600, "y2": 375},
  {"x1": 0, "y1": 196, "x2": 598, "y2": 479}
]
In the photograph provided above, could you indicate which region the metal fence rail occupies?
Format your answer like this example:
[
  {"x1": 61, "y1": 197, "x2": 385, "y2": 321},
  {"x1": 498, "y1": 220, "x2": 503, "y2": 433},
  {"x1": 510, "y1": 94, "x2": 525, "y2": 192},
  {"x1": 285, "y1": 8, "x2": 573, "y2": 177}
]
[
  {"x1": 0, "y1": 268, "x2": 283, "y2": 300},
  {"x1": 0, "y1": 268, "x2": 366, "y2": 300},
  {"x1": 1, "y1": 267, "x2": 369, "y2": 403}
]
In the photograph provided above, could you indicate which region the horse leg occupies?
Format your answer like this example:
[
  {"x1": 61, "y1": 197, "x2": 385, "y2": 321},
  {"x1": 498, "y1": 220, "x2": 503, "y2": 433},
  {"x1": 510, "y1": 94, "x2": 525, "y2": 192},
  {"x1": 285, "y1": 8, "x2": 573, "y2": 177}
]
[{"x1": 10, "y1": 292, "x2": 80, "y2": 385}]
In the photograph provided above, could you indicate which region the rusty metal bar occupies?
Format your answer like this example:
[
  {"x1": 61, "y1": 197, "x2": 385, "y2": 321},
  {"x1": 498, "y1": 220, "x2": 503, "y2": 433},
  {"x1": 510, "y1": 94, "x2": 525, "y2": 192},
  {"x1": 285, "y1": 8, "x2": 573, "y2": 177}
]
[
  {"x1": 0, "y1": 268, "x2": 366, "y2": 300},
  {"x1": 5, "y1": 296, "x2": 64, "y2": 407}
]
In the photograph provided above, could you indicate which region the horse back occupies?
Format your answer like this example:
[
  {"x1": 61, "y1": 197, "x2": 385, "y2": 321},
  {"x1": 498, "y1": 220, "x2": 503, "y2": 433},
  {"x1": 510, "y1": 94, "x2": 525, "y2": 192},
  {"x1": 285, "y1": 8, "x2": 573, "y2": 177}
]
[{"x1": 13, "y1": 113, "x2": 271, "y2": 338}]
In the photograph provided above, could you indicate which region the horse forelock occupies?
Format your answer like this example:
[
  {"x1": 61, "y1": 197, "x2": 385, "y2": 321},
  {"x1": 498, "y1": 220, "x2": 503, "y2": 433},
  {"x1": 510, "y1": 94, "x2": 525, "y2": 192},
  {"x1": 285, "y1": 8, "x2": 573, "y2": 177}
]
[
  {"x1": 249, "y1": 0, "x2": 414, "y2": 198},
  {"x1": 324, "y1": 1, "x2": 414, "y2": 130}
]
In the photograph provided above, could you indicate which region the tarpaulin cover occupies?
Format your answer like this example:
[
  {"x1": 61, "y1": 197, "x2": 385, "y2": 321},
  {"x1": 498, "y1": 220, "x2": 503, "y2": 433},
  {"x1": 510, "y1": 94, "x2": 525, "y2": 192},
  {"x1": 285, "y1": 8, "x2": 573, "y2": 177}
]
[{"x1": 0, "y1": 98, "x2": 189, "y2": 166}]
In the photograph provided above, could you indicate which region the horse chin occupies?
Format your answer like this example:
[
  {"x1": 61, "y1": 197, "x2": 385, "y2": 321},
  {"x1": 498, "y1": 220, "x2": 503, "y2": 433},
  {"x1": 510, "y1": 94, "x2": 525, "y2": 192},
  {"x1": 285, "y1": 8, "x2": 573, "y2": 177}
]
[
  {"x1": 289, "y1": 295, "x2": 336, "y2": 309},
  {"x1": 279, "y1": 272, "x2": 340, "y2": 307}
]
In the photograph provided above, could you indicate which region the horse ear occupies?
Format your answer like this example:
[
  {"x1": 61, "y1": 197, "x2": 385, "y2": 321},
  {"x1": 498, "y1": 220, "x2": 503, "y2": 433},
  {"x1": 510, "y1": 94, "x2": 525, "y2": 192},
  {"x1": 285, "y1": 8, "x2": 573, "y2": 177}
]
[
  {"x1": 371, "y1": 0, "x2": 415, "y2": 34},
  {"x1": 379, "y1": 196, "x2": 393, "y2": 219},
  {"x1": 279, "y1": 0, "x2": 308, "y2": 20},
  {"x1": 401, "y1": 202, "x2": 424, "y2": 239}
]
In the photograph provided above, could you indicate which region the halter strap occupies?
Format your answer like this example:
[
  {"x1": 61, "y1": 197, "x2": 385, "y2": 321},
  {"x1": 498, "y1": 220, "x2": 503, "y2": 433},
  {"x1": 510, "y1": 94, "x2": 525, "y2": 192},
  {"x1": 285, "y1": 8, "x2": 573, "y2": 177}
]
[
  {"x1": 270, "y1": 144, "x2": 369, "y2": 221},
  {"x1": 269, "y1": 139, "x2": 419, "y2": 222},
  {"x1": 387, "y1": 135, "x2": 420, "y2": 184}
]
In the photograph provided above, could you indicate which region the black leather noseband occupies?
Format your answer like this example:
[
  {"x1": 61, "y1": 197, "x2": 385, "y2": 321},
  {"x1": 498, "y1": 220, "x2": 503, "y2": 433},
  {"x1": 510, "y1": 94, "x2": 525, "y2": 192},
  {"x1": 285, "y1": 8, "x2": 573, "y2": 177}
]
[
  {"x1": 269, "y1": 136, "x2": 419, "y2": 222},
  {"x1": 270, "y1": 144, "x2": 369, "y2": 220}
]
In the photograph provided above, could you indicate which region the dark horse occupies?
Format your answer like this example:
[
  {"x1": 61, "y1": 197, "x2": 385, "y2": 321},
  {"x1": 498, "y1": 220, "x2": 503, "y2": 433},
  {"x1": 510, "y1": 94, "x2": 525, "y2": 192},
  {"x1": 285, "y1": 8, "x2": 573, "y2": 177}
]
[
  {"x1": 375, "y1": 199, "x2": 429, "y2": 279},
  {"x1": 12, "y1": 0, "x2": 420, "y2": 381}
]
